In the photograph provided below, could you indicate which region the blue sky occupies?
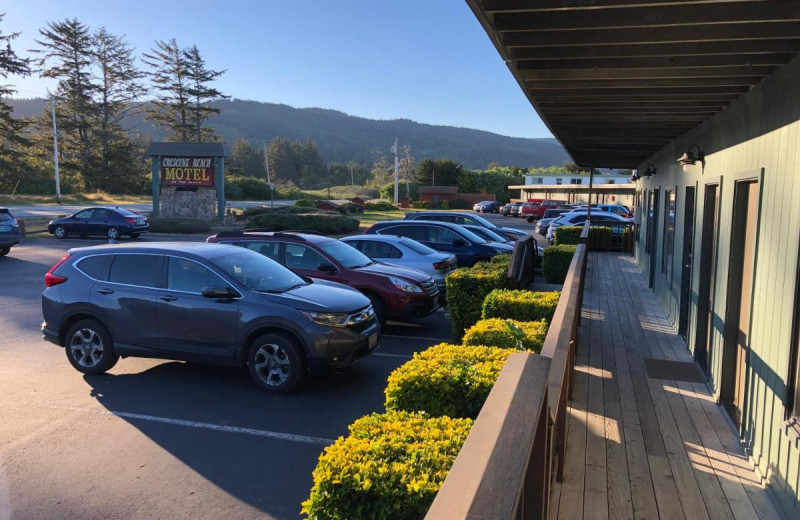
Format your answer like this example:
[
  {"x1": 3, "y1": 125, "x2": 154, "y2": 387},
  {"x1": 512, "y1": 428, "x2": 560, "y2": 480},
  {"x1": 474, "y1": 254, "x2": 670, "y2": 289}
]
[{"x1": 2, "y1": 0, "x2": 551, "y2": 139}]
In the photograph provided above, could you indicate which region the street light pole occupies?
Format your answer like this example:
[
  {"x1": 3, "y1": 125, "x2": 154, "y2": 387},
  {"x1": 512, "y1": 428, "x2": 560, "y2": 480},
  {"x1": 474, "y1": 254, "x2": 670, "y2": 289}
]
[
  {"x1": 391, "y1": 138, "x2": 399, "y2": 205},
  {"x1": 263, "y1": 141, "x2": 273, "y2": 207},
  {"x1": 50, "y1": 97, "x2": 62, "y2": 204}
]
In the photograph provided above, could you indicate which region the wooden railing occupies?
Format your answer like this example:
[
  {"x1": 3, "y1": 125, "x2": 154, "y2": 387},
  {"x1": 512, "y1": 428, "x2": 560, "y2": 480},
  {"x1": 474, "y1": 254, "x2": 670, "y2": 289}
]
[{"x1": 426, "y1": 222, "x2": 590, "y2": 520}]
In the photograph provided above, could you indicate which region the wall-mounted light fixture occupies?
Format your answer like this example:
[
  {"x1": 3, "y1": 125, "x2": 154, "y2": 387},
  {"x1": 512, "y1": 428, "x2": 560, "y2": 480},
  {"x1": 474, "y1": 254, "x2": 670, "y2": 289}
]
[
  {"x1": 631, "y1": 170, "x2": 640, "y2": 182},
  {"x1": 642, "y1": 164, "x2": 656, "y2": 176},
  {"x1": 677, "y1": 144, "x2": 705, "y2": 171}
]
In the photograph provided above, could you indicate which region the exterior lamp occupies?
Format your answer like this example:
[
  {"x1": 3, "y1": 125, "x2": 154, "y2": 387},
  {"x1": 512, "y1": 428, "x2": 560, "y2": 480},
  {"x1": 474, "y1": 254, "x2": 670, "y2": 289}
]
[
  {"x1": 678, "y1": 144, "x2": 705, "y2": 171},
  {"x1": 643, "y1": 164, "x2": 656, "y2": 176}
]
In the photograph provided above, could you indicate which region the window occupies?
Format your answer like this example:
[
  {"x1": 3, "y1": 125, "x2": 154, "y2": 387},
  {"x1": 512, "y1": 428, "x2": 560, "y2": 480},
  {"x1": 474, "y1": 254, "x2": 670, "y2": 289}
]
[
  {"x1": 77, "y1": 255, "x2": 113, "y2": 281},
  {"x1": 399, "y1": 238, "x2": 436, "y2": 255},
  {"x1": 428, "y1": 226, "x2": 461, "y2": 245},
  {"x1": 109, "y1": 255, "x2": 161, "y2": 288},
  {"x1": 212, "y1": 250, "x2": 304, "y2": 293},
  {"x1": 167, "y1": 257, "x2": 222, "y2": 293},
  {"x1": 73, "y1": 209, "x2": 94, "y2": 220},
  {"x1": 285, "y1": 243, "x2": 328, "y2": 270},
  {"x1": 358, "y1": 240, "x2": 403, "y2": 259},
  {"x1": 380, "y1": 225, "x2": 427, "y2": 242},
  {"x1": 244, "y1": 241, "x2": 281, "y2": 262},
  {"x1": 788, "y1": 242, "x2": 800, "y2": 421},
  {"x1": 556, "y1": 178, "x2": 563, "y2": 185},
  {"x1": 608, "y1": 180, "x2": 616, "y2": 184},
  {"x1": 318, "y1": 241, "x2": 372, "y2": 268},
  {"x1": 570, "y1": 178, "x2": 582, "y2": 185},
  {"x1": 662, "y1": 190, "x2": 676, "y2": 280}
]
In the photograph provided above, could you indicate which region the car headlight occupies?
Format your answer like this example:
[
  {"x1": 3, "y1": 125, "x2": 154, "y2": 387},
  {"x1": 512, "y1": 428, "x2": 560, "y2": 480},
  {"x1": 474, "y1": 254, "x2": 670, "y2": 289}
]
[
  {"x1": 301, "y1": 311, "x2": 350, "y2": 328},
  {"x1": 389, "y1": 276, "x2": 423, "y2": 293}
]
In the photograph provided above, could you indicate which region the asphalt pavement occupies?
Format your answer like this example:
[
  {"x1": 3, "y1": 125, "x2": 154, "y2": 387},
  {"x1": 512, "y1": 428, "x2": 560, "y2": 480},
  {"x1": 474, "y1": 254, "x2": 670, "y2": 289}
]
[{"x1": 6, "y1": 200, "x2": 296, "y2": 219}]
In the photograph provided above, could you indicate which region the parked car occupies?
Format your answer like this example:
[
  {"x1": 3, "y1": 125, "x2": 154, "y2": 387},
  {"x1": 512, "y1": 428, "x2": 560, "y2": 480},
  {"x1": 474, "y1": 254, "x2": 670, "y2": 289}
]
[
  {"x1": 523, "y1": 199, "x2": 566, "y2": 222},
  {"x1": 340, "y1": 235, "x2": 456, "y2": 291},
  {"x1": 0, "y1": 207, "x2": 21, "y2": 256},
  {"x1": 473, "y1": 201, "x2": 501, "y2": 213},
  {"x1": 595, "y1": 204, "x2": 634, "y2": 218},
  {"x1": 535, "y1": 208, "x2": 571, "y2": 236},
  {"x1": 546, "y1": 210, "x2": 632, "y2": 244},
  {"x1": 499, "y1": 203, "x2": 518, "y2": 216},
  {"x1": 364, "y1": 220, "x2": 514, "y2": 267},
  {"x1": 463, "y1": 224, "x2": 545, "y2": 259},
  {"x1": 48, "y1": 207, "x2": 149, "y2": 240},
  {"x1": 510, "y1": 203, "x2": 524, "y2": 217},
  {"x1": 207, "y1": 231, "x2": 439, "y2": 325},
  {"x1": 41, "y1": 243, "x2": 379, "y2": 393},
  {"x1": 403, "y1": 211, "x2": 528, "y2": 241}
]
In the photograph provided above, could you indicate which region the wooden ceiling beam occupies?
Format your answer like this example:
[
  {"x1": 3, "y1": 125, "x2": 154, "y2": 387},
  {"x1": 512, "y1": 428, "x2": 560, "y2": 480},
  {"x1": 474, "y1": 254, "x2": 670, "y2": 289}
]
[
  {"x1": 538, "y1": 101, "x2": 728, "y2": 108},
  {"x1": 520, "y1": 65, "x2": 774, "y2": 80},
  {"x1": 515, "y1": 54, "x2": 789, "y2": 70},
  {"x1": 526, "y1": 80, "x2": 756, "y2": 90},
  {"x1": 482, "y1": 0, "x2": 772, "y2": 12},
  {"x1": 544, "y1": 109, "x2": 720, "y2": 116},
  {"x1": 492, "y1": 2, "x2": 800, "y2": 32},
  {"x1": 534, "y1": 93, "x2": 739, "y2": 102}
]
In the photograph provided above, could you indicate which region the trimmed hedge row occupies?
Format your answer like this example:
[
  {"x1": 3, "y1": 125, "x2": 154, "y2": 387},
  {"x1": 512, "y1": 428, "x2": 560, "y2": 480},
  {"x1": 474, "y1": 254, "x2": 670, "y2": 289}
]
[
  {"x1": 147, "y1": 217, "x2": 213, "y2": 235},
  {"x1": 553, "y1": 225, "x2": 583, "y2": 245},
  {"x1": 463, "y1": 318, "x2": 548, "y2": 353},
  {"x1": 247, "y1": 212, "x2": 360, "y2": 235},
  {"x1": 364, "y1": 201, "x2": 396, "y2": 211},
  {"x1": 542, "y1": 245, "x2": 577, "y2": 284},
  {"x1": 385, "y1": 343, "x2": 515, "y2": 419},
  {"x1": 445, "y1": 262, "x2": 509, "y2": 339},
  {"x1": 302, "y1": 411, "x2": 472, "y2": 520},
  {"x1": 482, "y1": 289, "x2": 560, "y2": 323},
  {"x1": 554, "y1": 225, "x2": 611, "y2": 248}
]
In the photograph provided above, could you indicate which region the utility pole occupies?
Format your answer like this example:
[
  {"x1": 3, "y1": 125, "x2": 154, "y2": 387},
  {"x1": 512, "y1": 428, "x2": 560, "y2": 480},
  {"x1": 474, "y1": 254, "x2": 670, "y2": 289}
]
[
  {"x1": 263, "y1": 142, "x2": 273, "y2": 207},
  {"x1": 50, "y1": 97, "x2": 62, "y2": 204},
  {"x1": 350, "y1": 163, "x2": 354, "y2": 189},
  {"x1": 391, "y1": 138, "x2": 399, "y2": 204}
]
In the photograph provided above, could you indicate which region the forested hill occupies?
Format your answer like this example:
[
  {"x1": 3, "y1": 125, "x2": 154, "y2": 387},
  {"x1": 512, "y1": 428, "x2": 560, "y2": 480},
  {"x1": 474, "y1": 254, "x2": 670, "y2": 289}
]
[{"x1": 9, "y1": 98, "x2": 568, "y2": 169}]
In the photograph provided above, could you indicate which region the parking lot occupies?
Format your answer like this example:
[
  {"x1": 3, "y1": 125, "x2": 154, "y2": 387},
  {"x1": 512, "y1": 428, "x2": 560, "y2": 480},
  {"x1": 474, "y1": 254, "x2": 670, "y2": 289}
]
[{"x1": 0, "y1": 212, "x2": 539, "y2": 520}]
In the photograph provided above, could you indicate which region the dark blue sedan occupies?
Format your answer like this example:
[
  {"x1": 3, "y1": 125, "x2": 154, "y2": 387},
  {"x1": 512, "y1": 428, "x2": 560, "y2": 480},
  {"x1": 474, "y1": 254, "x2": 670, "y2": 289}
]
[
  {"x1": 48, "y1": 207, "x2": 149, "y2": 240},
  {"x1": 0, "y1": 207, "x2": 21, "y2": 256}
]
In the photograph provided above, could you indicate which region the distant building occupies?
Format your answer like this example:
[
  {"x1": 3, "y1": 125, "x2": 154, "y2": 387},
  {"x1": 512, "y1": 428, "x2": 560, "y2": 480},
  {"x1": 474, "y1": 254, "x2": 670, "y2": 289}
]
[{"x1": 523, "y1": 172, "x2": 631, "y2": 186}]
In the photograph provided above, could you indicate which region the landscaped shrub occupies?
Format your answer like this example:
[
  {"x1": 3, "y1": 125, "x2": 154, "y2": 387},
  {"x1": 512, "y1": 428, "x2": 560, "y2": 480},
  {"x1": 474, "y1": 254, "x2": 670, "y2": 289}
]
[
  {"x1": 302, "y1": 411, "x2": 472, "y2": 520},
  {"x1": 490, "y1": 253, "x2": 512, "y2": 272},
  {"x1": 622, "y1": 227, "x2": 633, "y2": 252},
  {"x1": 554, "y1": 225, "x2": 583, "y2": 245},
  {"x1": 294, "y1": 199, "x2": 318, "y2": 207},
  {"x1": 587, "y1": 227, "x2": 612, "y2": 250},
  {"x1": 439, "y1": 199, "x2": 450, "y2": 210},
  {"x1": 147, "y1": 217, "x2": 213, "y2": 235},
  {"x1": 385, "y1": 343, "x2": 515, "y2": 419},
  {"x1": 448, "y1": 198, "x2": 472, "y2": 209},
  {"x1": 542, "y1": 245, "x2": 577, "y2": 284},
  {"x1": 482, "y1": 289, "x2": 561, "y2": 323},
  {"x1": 445, "y1": 264, "x2": 509, "y2": 338},
  {"x1": 247, "y1": 212, "x2": 360, "y2": 235},
  {"x1": 463, "y1": 318, "x2": 548, "y2": 353},
  {"x1": 364, "y1": 201, "x2": 396, "y2": 211}
]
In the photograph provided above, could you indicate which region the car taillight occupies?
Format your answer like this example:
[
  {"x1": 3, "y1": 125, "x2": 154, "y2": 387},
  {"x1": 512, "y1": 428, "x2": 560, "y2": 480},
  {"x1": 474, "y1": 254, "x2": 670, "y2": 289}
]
[
  {"x1": 124, "y1": 217, "x2": 137, "y2": 224},
  {"x1": 433, "y1": 260, "x2": 450, "y2": 270},
  {"x1": 45, "y1": 254, "x2": 70, "y2": 287}
]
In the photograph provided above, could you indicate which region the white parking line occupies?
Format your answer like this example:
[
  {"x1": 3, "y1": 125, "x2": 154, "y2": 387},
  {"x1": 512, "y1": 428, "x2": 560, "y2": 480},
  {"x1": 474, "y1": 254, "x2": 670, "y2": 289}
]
[
  {"x1": 382, "y1": 334, "x2": 450, "y2": 342},
  {"x1": 373, "y1": 352, "x2": 412, "y2": 359},
  {"x1": 40, "y1": 404, "x2": 334, "y2": 446}
]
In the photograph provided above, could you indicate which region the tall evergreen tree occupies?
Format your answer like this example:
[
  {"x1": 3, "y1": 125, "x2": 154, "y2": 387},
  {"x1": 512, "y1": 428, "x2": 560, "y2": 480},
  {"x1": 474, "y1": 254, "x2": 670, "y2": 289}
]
[
  {"x1": 183, "y1": 44, "x2": 227, "y2": 142},
  {"x1": 0, "y1": 14, "x2": 31, "y2": 176},
  {"x1": 142, "y1": 39, "x2": 191, "y2": 142}
]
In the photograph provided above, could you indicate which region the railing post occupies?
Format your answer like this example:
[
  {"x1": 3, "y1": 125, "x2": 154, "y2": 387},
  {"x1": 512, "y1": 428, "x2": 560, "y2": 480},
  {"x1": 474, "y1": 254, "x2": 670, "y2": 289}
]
[{"x1": 523, "y1": 395, "x2": 550, "y2": 519}]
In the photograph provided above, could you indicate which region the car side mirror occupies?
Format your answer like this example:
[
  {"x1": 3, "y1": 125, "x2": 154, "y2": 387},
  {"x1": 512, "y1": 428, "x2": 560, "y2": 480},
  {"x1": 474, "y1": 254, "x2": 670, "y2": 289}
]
[
  {"x1": 318, "y1": 262, "x2": 338, "y2": 273},
  {"x1": 201, "y1": 286, "x2": 237, "y2": 299},
  {"x1": 452, "y1": 239, "x2": 468, "y2": 248}
]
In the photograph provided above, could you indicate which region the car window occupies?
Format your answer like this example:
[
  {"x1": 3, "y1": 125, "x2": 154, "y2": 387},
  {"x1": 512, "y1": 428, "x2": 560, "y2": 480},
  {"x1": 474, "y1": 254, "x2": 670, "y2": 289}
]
[
  {"x1": 108, "y1": 254, "x2": 161, "y2": 288},
  {"x1": 93, "y1": 209, "x2": 113, "y2": 220},
  {"x1": 359, "y1": 240, "x2": 403, "y2": 259},
  {"x1": 211, "y1": 250, "x2": 305, "y2": 293},
  {"x1": 74, "y1": 209, "x2": 94, "y2": 220},
  {"x1": 428, "y1": 226, "x2": 462, "y2": 245},
  {"x1": 319, "y1": 240, "x2": 373, "y2": 268},
  {"x1": 167, "y1": 257, "x2": 223, "y2": 293},
  {"x1": 77, "y1": 255, "x2": 113, "y2": 281},
  {"x1": 399, "y1": 238, "x2": 437, "y2": 255},
  {"x1": 285, "y1": 243, "x2": 328, "y2": 270},
  {"x1": 0, "y1": 213, "x2": 13, "y2": 222},
  {"x1": 381, "y1": 225, "x2": 427, "y2": 242},
  {"x1": 244, "y1": 241, "x2": 281, "y2": 262}
]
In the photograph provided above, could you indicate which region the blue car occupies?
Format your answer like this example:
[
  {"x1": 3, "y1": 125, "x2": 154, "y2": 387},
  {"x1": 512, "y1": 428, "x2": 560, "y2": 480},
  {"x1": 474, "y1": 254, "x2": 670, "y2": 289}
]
[
  {"x1": 0, "y1": 207, "x2": 21, "y2": 256},
  {"x1": 48, "y1": 206, "x2": 149, "y2": 240},
  {"x1": 364, "y1": 220, "x2": 513, "y2": 267}
]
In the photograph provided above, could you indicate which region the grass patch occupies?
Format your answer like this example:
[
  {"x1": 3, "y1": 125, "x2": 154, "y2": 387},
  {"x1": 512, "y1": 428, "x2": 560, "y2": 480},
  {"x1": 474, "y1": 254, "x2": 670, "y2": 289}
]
[{"x1": 0, "y1": 193, "x2": 151, "y2": 206}]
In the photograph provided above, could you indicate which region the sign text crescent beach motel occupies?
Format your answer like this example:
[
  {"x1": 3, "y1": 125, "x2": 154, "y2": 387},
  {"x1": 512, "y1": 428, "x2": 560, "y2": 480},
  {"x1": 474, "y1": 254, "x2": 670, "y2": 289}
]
[{"x1": 160, "y1": 157, "x2": 215, "y2": 187}]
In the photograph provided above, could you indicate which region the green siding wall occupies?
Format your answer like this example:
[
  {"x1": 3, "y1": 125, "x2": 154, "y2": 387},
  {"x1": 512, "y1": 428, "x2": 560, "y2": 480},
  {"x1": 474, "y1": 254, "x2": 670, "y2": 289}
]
[{"x1": 634, "y1": 55, "x2": 800, "y2": 517}]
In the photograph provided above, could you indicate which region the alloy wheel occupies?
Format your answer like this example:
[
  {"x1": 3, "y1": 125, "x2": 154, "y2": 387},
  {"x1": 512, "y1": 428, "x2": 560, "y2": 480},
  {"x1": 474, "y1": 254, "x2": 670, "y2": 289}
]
[
  {"x1": 69, "y1": 328, "x2": 104, "y2": 368},
  {"x1": 253, "y1": 344, "x2": 291, "y2": 387}
]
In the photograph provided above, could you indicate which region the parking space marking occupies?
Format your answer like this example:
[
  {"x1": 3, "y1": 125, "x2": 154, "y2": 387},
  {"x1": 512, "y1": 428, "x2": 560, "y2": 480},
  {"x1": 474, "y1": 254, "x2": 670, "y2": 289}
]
[
  {"x1": 373, "y1": 352, "x2": 412, "y2": 359},
  {"x1": 40, "y1": 404, "x2": 334, "y2": 446},
  {"x1": 382, "y1": 334, "x2": 450, "y2": 342}
]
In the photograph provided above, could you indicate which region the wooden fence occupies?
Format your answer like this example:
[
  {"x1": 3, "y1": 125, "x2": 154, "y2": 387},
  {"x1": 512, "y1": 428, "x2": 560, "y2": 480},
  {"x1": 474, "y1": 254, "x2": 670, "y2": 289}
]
[{"x1": 426, "y1": 222, "x2": 590, "y2": 520}]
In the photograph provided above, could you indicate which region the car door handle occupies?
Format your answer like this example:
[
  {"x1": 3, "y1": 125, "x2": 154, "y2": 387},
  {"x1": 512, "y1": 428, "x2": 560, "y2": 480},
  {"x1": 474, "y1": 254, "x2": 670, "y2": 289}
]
[
  {"x1": 159, "y1": 295, "x2": 178, "y2": 302},
  {"x1": 97, "y1": 288, "x2": 114, "y2": 295}
]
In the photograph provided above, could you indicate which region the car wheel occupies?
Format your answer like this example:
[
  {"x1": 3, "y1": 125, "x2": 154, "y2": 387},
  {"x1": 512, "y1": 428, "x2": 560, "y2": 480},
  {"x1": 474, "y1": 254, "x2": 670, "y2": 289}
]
[
  {"x1": 129, "y1": 233, "x2": 141, "y2": 239},
  {"x1": 53, "y1": 225, "x2": 66, "y2": 239},
  {"x1": 0, "y1": 247, "x2": 9, "y2": 256},
  {"x1": 106, "y1": 227, "x2": 120, "y2": 240},
  {"x1": 248, "y1": 333, "x2": 305, "y2": 393},
  {"x1": 365, "y1": 292, "x2": 387, "y2": 326},
  {"x1": 64, "y1": 319, "x2": 119, "y2": 375}
]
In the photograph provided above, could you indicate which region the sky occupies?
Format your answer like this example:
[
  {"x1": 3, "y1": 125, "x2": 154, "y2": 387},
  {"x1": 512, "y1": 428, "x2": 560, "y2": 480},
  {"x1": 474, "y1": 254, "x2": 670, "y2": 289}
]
[{"x1": 0, "y1": 0, "x2": 551, "y2": 139}]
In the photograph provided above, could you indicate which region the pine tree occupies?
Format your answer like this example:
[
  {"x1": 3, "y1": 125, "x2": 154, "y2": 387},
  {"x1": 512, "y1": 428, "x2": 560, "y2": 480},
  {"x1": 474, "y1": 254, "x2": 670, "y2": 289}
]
[
  {"x1": 0, "y1": 14, "x2": 31, "y2": 178},
  {"x1": 143, "y1": 39, "x2": 191, "y2": 142},
  {"x1": 183, "y1": 44, "x2": 227, "y2": 142}
]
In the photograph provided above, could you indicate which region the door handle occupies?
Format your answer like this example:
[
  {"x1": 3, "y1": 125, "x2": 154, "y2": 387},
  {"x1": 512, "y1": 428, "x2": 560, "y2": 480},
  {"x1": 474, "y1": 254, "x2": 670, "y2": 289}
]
[
  {"x1": 159, "y1": 295, "x2": 178, "y2": 302},
  {"x1": 97, "y1": 288, "x2": 114, "y2": 295}
]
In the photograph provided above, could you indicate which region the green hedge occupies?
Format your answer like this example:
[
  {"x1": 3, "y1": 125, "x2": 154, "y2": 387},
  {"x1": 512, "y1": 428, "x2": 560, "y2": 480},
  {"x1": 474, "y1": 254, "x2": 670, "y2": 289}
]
[
  {"x1": 385, "y1": 343, "x2": 515, "y2": 419},
  {"x1": 248, "y1": 212, "x2": 360, "y2": 235},
  {"x1": 294, "y1": 198, "x2": 319, "y2": 207},
  {"x1": 411, "y1": 201, "x2": 432, "y2": 209},
  {"x1": 448, "y1": 198, "x2": 471, "y2": 209},
  {"x1": 147, "y1": 217, "x2": 213, "y2": 235},
  {"x1": 241, "y1": 205, "x2": 326, "y2": 219},
  {"x1": 481, "y1": 289, "x2": 561, "y2": 323},
  {"x1": 542, "y1": 245, "x2": 577, "y2": 284},
  {"x1": 364, "y1": 201, "x2": 396, "y2": 211},
  {"x1": 439, "y1": 199, "x2": 450, "y2": 210},
  {"x1": 463, "y1": 318, "x2": 548, "y2": 353},
  {"x1": 302, "y1": 411, "x2": 472, "y2": 520},
  {"x1": 553, "y1": 226, "x2": 583, "y2": 245},
  {"x1": 445, "y1": 263, "x2": 509, "y2": 339}
]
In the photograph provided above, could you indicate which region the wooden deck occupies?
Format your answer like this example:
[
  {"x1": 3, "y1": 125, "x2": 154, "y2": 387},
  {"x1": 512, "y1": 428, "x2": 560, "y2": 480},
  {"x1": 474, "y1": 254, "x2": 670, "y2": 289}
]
[{"x1": 552, "y1": 252, "x2": 785, "y2": 520}]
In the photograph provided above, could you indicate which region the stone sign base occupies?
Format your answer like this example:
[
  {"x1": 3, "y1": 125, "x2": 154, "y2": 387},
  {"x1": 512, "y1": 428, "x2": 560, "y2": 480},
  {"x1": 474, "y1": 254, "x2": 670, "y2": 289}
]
[{"x1": 159, "y1": 187, "x2": 217, "y2": 219}]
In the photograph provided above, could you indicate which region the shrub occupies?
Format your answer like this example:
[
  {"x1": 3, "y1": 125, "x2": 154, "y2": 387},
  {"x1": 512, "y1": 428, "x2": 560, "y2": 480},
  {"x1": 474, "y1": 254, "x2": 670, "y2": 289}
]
[
  {"x1": 380, "y1": 181, "x2": 419, "y2": 201},
  {"x1": 438, "y1": 199, "x2": 450, "y2": 210},
  {"x1": 482, "y1": 289, "x2": 561, "y2": 323},
  {"x1": 542, "y1": 245, "x2": 577, "y2": 284},
  {"x1": 242, "y1": 205, "x2": 327, "y2": 219},
  {"x1": 622, "y1": 227, "x2": 633, "y2": 252},
  {"x1": 302, "y1": 411, "x2": 472, "y2": 520},
  {"x1": 448, "y1": 198, "x2": 472, "y2": 209},
  {"x1": 463, "y1": 318, "x2": 548, "y2": 353},
  {"x1": 588, "y1": 227, "x2": 612, "y2": 250},
  {"x1": 294, "y1": 198, "x2": 318, "y2": 207},
  {"x1": 385, "y1": 343, "x2": 515, "y2": 419},
  {"x1": 225, "y1": 176, "x2": 271, "y2": 200},
  {"x1": 490, "y1": 253, "x2": 512, "y2": 272},
  {"x1": 554, "y1": 225, "x2": 582, "y2": 245},
  {"x1": 364, "y1": 201, "x2": 396, "y2": 211},
  {"x1": 147, "y1": 217, "x2": 213, "y2": 234},
  {"x1": 248, "y1": 212, "x2": 360, "y2": 235},
  {"x1": 445, "y1": 263, "x2": 509, "y2": 339}
]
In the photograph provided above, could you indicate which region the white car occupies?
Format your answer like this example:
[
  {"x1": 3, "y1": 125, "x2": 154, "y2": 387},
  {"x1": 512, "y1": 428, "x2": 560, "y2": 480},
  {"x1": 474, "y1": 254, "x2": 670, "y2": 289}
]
[
  {"x1": 546, "y1": 210, "x2": 632, "y2": 244},
  {"x1": 340, "y1": 235, "x2": 456, "y2": 290}
]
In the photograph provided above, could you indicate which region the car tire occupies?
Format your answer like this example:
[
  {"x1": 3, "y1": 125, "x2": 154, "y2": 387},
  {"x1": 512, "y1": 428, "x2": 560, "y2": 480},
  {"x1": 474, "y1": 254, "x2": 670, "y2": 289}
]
[
  {"x1": 64, "y1": 319, "x2": 119, "y2": 375},
  {"x1": 53, "y1": 225, "x2": 66, "y2": 239},
  {"x1": 106, "y1": 227, "x2": 120, "y2": 240},
  {"x1": 247, "y1": 333, "x2": 305, "y2": 393},
  {"x1": 129, "y1": 233, "x2": 141, "y2": 239},
  {"x1": 0, "y1": 247, "x2": 9, "y2": 256},
  {"x1": 365, "y1": 292, "x2": 387, "y2": 326}
]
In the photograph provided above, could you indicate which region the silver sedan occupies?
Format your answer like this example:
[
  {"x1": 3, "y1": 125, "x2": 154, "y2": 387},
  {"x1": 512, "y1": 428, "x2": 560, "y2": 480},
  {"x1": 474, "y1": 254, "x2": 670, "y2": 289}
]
[{"x1": 340, "y1": 235, "x2": 456, "y2": 290}]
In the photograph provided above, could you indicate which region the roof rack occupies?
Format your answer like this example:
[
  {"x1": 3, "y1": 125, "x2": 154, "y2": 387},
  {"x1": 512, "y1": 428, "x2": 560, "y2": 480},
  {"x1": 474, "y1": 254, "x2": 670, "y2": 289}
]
[
  {"x1": 271, "y1": 232, "x2": 307, "y2": 241},
  {"x1": 214, "y1": 230, "x2": 244, "y2": 238},
  {"x1": 242, "y1": 228, "x2": 276, "y2": 233},
  {"x1": 281, "y1": 229, "x2": 326, "y2": 236}
]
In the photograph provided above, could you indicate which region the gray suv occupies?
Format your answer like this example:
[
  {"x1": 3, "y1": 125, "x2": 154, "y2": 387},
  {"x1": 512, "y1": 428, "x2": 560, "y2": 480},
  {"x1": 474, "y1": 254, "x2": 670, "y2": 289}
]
[{"x1": 41, "y1": 243, "x2": 379, "y2": 393}]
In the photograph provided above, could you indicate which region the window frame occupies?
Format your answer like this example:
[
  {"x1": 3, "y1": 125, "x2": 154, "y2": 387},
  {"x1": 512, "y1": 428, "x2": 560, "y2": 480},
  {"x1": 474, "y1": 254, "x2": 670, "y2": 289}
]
[
  {"x1": 106, "y1": 253, "x2": 164, "y2": 289},
  {"x1": 165, "y1": 255, "x2": 232, "y2": 295},
  {"x1": 788, "y1": 239, "x2": 800, "y2": 423},
  {"x1": 662, "y1": 189, "x2": 676, "y2": 281},
  {"x1": 284, "y1": 242, "x2": 330, "y2": 271}
]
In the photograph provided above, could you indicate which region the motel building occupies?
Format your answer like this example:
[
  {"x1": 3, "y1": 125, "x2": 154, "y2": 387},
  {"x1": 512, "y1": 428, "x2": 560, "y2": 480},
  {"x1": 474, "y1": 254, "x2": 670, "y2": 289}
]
[{"x1": 426, "y1": 2, "x2": 800, "y2": 520}]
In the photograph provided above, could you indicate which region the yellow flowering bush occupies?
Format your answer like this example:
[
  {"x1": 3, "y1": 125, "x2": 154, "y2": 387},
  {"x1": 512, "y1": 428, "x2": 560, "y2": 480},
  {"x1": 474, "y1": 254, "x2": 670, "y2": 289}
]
[
  {"x1": 385, "y1": 343, "x2": 514, "y2": 419},
  {"x1": 445, "y1": 262, "x2": 509, "y2": 339},
  {"x1": 481, "y1": 289, "x2": 560, "y2": 323},
  {"x1": 302, "y1": 411, "x2": 472, "y2": 520},
  {"x1": 463, "y1": 318, "x2": 548, "y2": 353}
]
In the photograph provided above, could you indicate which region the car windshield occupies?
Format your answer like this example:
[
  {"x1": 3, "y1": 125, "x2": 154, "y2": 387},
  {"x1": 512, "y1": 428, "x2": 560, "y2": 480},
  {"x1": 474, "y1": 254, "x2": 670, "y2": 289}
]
[
  {"x1": 465, "y1": 213, "x2": 498, "y2": 229},
  {"x1": 468, "y1": 226, "x2": 507, "y2": 243},
  {"x1": 211, "y1": 250, "x2": 306, "y2": 293},
  {"x1": 399, "y1": 238, "x2": 437, "y2": 255},
  {"x1": 319, "y1": 240, "x2": 373, "y2": 269},
  {"x1": 116, "y1": 208, "x2": 141, "y2": 217},
  {"x1": 453, "y1": 225, "x2": 488, "y2": 244}
]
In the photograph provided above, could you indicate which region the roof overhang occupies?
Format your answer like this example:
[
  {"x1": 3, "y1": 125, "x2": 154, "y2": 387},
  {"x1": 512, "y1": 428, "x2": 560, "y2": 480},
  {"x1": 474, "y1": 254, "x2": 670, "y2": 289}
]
[{"x1": 466, "y1": 0, "x2": 800, "y2": 168}]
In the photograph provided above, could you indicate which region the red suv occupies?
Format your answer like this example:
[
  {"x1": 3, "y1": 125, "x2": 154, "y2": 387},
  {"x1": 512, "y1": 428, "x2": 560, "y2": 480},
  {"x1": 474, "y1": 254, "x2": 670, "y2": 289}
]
[
  {"x1": 522, "y1": 199, "x2": 566, "y2": 222},
  {"x1": 207, "y1": 231, "x2": 440, "y2": 325}
]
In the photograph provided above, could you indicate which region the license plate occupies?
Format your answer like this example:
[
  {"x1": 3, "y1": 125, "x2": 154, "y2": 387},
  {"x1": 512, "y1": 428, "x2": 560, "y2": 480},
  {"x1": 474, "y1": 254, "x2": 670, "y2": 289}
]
[
  {"x1": 0, "y1": 225, "x2": 10, "y2": 232},
  {"x1": 368, "y1": 333, "x2": 378, "y2": 349}
]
